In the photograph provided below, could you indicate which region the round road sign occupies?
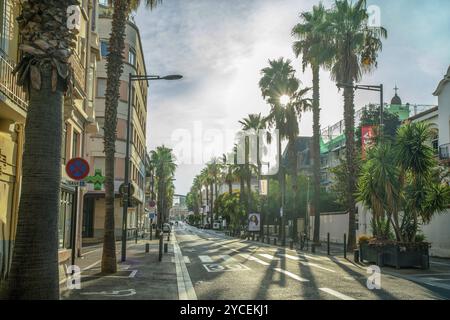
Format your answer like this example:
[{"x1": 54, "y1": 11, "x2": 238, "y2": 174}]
[{"x1": 66, "y1": 158, "x2": 90, "y2": 181}]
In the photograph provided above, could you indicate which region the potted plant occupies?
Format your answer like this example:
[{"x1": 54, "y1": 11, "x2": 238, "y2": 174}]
[{"x1": 357, "y1": 123, "x2": 450, "y2": 269}]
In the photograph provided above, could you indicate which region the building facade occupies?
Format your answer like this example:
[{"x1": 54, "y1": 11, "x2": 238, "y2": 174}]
[
  {"x1": 83, "y1": 3, "x2": 148, "y2": 241},
  {"x1": 0, "y1": 0, "x2": 101, "y2": 280}
]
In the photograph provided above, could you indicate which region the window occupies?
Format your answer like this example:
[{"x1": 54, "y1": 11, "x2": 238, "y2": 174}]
[
  {"x1": 100, "y1": 40, "x2": 109, "y2": 57},
  {"x1": 91, "y1": 0, "x2": 97, "y2": 32},
  {"x1": 97, "y1": 78, "x2": 107, "y2": 97},
  {"x1": 72, "y1": 131, "x2": 79, "y2": 158},
  {"x1": 99, "y1": 0, "x2": 109, "y2": 6},
  {"x1": 128, "y1": 48, "x2": 136, "y2": 66}
]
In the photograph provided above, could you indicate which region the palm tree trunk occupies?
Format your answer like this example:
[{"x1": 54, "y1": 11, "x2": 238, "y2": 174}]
[
  {"x1": 101, "y1": 0, "x2": 129, "y2": 274},
  {"x1": 290, "y1": 144, "x2": 298, "y2": 242},
  {"x1": 343, "y1": 85, "x2": 358, "y2": 251},
  {"x1": 210, "y1": 183, "x2": 214, "y2": 227},
  {"x1": 3, "y1": 63, "x2": 63, "y2": 299},
  {"x1": 312, "y1": 65, "x2": 321, "y2": 245}
]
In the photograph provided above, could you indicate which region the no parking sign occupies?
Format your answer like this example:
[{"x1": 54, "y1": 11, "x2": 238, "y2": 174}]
[{"x1": 65, "y1": 158, "x2": 90, "y2": 181}]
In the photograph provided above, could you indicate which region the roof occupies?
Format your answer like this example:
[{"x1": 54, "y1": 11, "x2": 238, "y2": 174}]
[{"x1": 433, "y1": 66, "x2": 450, "y2": 96}]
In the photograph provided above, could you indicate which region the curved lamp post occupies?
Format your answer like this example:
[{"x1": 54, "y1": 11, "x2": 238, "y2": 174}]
[{"x1": 121, "y1": 73, "x2": 183, "y2": 262}]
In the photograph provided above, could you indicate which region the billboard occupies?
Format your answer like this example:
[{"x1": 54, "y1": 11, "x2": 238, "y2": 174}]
[
  {"x1": 361, "y1": 125, "x2": 376, "y2": 159},
  {"x1": 248, "y1": 213, "x2": 261, "y2": 232}
]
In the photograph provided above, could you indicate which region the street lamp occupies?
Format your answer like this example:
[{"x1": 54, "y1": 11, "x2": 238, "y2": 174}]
[
  {"x1": 121, "y1": 73, "x2": 183, "y2": 262},
  {"x1": 336, "y1": 82, "x2": 384, "y2": 141}
]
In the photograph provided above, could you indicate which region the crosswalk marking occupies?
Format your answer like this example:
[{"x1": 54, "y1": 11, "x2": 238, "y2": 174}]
[
  {"x1": 319, "y1": 288, "x2": 355, "y2": 300},
  {"x1": 184, "y1": 256, "x2": 191, "y2": 264},
  {"x1": 199, "y1": 255, "x2": 213, "y2": 263},
  {"x1": 274, "y1": 268, "x2": 309, "y2": 282},
  {"x1": 299, "y1": 253, "x2": 328, "y2": 261},
  {"x1": 258, "y1": 253, "x2": 280, "y2": 260},
  {"x1": 239, "y1": 254, "x2": 270, "y2": 266}
]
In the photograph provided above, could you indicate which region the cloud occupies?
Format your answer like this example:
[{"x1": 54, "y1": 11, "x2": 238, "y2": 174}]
[{"x1": 135, "y1": 0, "x2": 450, "y2": 194}]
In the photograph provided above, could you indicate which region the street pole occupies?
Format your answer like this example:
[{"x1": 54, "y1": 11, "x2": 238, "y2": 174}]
[
  {"x1": 380, "y1": 84, "x2": 384, "y2": 143},
  {"x1": 121, "y1": 73, "x2": 133, "y2": 262}
]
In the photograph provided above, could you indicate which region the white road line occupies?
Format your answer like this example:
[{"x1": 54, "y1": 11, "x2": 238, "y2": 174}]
[
  {"x1": 183, "y1": 256, "x2": 191, "y2": 264},
  {"x1": 319, "y1": 288, "x2": 355, "y2": 300},
  {"x1": 258, "y1": 253, "x2": 280, "y2": 260},
  {"x1": 274, "y1": 268, "x2": 309, "y2": 282},
  {"x1": 300, "y1": 262, "x2": 336, "y2": 273},
  {"x1": 173, "y1": 233, "x2": 197, "y2": 300},
  {"x1": 83, "y1": 260, "x2": 101, "y2": 271},
  {"x1": 199, "y1": 255, "x2": 214, "y2": 263},
  {"x1": 277, "y1": 253, "x2": 301, "y2": 261},
  {"x1": 239, "y1": 254, "x2": 270, "y2": 266},
  {"x1": 299, "y1": 254, "x2": 328, "y2": 261},
  {"x1": 220, "y1": 255, "x2": 237, "y2": 263},
  {"x1": 431, "y1": 261, "x2": 450, "y2": 267}
]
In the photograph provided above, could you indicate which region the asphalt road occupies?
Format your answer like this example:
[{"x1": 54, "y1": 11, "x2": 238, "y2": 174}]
[{"x1": 175, "y1": 222, "x2": 446, "y2": 300}]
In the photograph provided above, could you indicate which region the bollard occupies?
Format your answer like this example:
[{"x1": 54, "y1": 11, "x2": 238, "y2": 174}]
[
  {"x1": 344, "y1": 233, "x2": 347, "y2": 259},
  {"x1": 145, "y1": 243, "x2": 150, "y2": 253},
  {"x1": 158, "y1": 236, "x2": 163, "y2": 262},
  {"x1": 274, "y1": 238, "x2": 277, "y2": 246},
  {"x1": 290, "y1": 240, "x2": 294, "y2": 250},
  {"x1": 164, "y1": 243, "x2": 168, "y2": 253},
  {"x1": 167, "y1": 233, "x2": 170, "y2": 241},
  {"x1": 327, "y1": 233, "x2": 330, "y2": 256},
  {"x1": 252, "y1": 233, "x2": 255, "y2": 241},
  {"x1": 354, "y1": 249, "x2": 360, "y2": 263},
  {"x1": 311, "y1": 243, "x2": 316, "y2": 254}
]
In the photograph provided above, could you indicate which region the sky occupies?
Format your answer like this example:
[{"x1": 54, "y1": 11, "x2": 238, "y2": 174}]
[{"x1": 134, "y1": 0, "x2": 450, "y2": 195}]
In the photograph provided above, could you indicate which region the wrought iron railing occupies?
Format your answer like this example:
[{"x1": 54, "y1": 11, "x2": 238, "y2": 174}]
[{"x1": 0, "y1": 53, "x2": 28, "y2": 111}]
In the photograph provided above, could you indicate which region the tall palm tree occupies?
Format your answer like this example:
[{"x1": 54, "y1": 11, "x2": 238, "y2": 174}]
[
  {"x1": 325, "y1": 0, "x2": 387, "y2": 250},
  {"x1": 221, "y1": 153, "x2": 236, "y2": 195},
  {"x1": 1, "y1": 0, "x2": 78, "y2": 299},
  {"x1": 259, "y1": 57, "x2": 310, "y2": 244},
  {"x1": 292, "y1": 2, "x2": 331, "y2": 245},
  {"x1": 150, "y1": 146, "x2": 176, "y2": 232},
  {"x1": 102, "y1": 0, "x2": 163, "y2": 274}
]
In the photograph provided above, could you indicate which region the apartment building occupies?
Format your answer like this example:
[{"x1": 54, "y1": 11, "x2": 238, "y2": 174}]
[
  {"x1": 83, "y1": 3, "x2": 148, "y2": 240},
  {"x1": 0, "y1": 0, "x2": 101, "y2": 279}
]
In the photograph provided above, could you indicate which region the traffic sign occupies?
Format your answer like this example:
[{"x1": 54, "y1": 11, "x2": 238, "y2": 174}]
[
  {"x1": 149, "y1": 200, "x2": 156, "y2": 208},
  {"x1": 66, "y1": 158, "x2": 90, "y2": 181}
]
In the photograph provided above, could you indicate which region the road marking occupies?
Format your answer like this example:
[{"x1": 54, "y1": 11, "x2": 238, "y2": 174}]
[
  {"x1": 239, "y1": 254, "x2": 270, "y2": 266},
  {"x1": 431, "y1": 261, "x2": 450, "y2": 267},
  {"x1": 203, "y1": 263, "x2": 250, "y2": 272},
  {"x1": 298, "y1": 254, "x2": 328, "y2": 261},
  {"x1": 83, "y1": 260, "x2": 101, "y2": 271},
  {"x1": 220, "y1": 255, "x2": 237, "y2": 263},
  {"x1": 319, "y1": 288, "x2": 355, "y2": 300},
  {"x1": 199, "y1": 255, "x2": 214, "y2": 263},
  {"x1": 278, "y1": 253, "x2": 301, "y2": 261},
  {"x1": 274, "y1": 268, "x2": 309, "y2": 282},
  {"x1": 183, "y1": 256, "x2": 191, "y2": 264},
  {"x1": 300, "y1": 262, "x2": 336, "y2": 273},
  {"x1": 173, "y1": 233, "x2": 197, "y2": 300},
  {"x1": 258, "y1": 253, "x2": 280, "y2": 260},
  {"x1": 128, "y1": 270, "x2": 138, "y2": 278}
]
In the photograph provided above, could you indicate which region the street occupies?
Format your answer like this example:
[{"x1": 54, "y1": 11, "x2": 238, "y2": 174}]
[{"x1": 175, "y1": 223, "x2": 448, "y2": 300}]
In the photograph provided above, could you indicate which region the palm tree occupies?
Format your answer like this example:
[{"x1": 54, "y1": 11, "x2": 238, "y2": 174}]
[
  {"x1": 325, "y1": 0, "x2": 387, "y2": 250},
  {"x1": 0, "y1": 0, "x2": 77, "y2": 299},
  {"x1": 221, "y1": 153, "x2": 236, "y2": 195},
  {"x1": 102, "y1": 0, "x2": 163, "y2": 274},
  {"x1": 259, "y1": 57, "x2": 310, "y2": 244},
  {"x1": 150, "y1": 146, "x2": 176, "y2": 232},
  {"x1": 292, "y1": 2, "x2": 331, "y2": 245}
]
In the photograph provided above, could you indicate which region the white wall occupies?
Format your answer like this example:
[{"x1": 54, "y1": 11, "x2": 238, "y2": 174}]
[
  {"x1": 438, "y1": 80, "x2": 450, "y2": 146},
  {"x1": 422, "y1": 210, "x2": 450, "y2": 258}
]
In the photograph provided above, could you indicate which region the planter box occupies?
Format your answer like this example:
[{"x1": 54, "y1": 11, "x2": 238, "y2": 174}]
[{"x1": 360, "y1": 242, "x2": 429, "y2": 269}]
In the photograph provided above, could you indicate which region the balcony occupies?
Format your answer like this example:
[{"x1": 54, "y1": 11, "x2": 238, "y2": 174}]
[
  {"x1": 439, "y1": 144, "x2": 450, "y2": 162},
  {"x1": 69, "y1": 54, "x2": 86, "y2": 97},
  {"x1": 0, "y1": 53, "x2": 28, "y2": 111}
]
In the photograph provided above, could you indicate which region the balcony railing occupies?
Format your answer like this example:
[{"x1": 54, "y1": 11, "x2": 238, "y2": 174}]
[
  {"x1": 0, "y1": 53, "x2": 28, "y2": 111},
  {"x1": 69, "y1": 54, "x2": 86, "y2": 94},
  {"x1": 439, "y1": 144, "x2": 450, "y2": 161}
]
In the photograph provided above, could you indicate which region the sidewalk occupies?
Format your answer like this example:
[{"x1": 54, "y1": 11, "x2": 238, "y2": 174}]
[{"x1": 60, "y1": 236, "x2": 181, "y2": 300}]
